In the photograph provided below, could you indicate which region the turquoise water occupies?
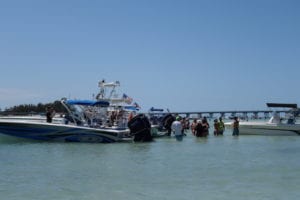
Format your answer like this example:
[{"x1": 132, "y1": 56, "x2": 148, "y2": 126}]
[{"x1": 1, "y1": 128, "x2": 300, "y2": 200}]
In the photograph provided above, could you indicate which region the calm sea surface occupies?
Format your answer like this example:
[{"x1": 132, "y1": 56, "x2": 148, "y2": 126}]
[{"x1": 1, "y1": 125, "x2": 300, "y2": 200}]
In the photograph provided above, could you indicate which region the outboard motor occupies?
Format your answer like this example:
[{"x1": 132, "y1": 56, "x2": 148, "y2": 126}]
[
  {"x1": 128, "y1": 114, "x2": 153, "y2": 142},
  {"x1": 161, "y1": 114, "x2": 175, "y2": 136}
]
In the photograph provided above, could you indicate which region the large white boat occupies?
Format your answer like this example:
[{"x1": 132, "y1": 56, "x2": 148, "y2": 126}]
[
  {"x1": 0, "y1": 95, "x2": 153, "y2": 143},
  {"x1": 0, "y1": 99, "x2": 132, "y2": 142},
  {"x1": 0, "y1": 80, "x2": 154, "y2": 142},
  {"x1": 225, "y1": 103, "x2": 300, "y2": 136}
]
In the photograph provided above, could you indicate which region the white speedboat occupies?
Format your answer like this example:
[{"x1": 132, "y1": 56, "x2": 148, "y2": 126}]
[
  {"x1": 0, "y1": 119, "x2": 129, "y2": 142},
  {"x1": 225, "y1": 103, "x2": 300, "y2": 136},
  {"x1": 0, "y1": 98, "x2": 151, "y2": 143}
]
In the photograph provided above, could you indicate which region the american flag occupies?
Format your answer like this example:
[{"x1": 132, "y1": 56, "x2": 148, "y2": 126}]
[{"x1": 122, "y1": 93, "x2": 133, "y2": 104}]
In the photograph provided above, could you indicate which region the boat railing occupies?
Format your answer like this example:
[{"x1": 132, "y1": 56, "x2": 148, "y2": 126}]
[
  {"x1": 60, "y1": 98, "x2": 132, "y2": 129},
  {"x1": 60, "y1": 99, "x2": 108, "y2": 127}
]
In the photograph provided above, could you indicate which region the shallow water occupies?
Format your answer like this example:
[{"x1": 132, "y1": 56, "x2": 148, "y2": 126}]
[{"x1": 1, "y1": 128, "x2": 300, "y2": 200}]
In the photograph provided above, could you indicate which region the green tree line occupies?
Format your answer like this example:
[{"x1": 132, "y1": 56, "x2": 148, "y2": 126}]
[{"x1": 0, "y1": 100, "x2": 67, "y2": 115}]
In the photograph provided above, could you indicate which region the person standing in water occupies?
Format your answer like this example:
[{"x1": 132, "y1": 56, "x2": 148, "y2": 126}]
[
  {"x1": 218, "y1": 117, "x2": 225, "y2": 135},
  {"x1": 232, "y1": 117, "x2": 239, "y2": 136},
  {"x1": 195, "y1": 120, "x2": 205, "y2": 137},
  {"x1": 171, "y1": 116, "x2": 183, "y2": 141},
  {"x1": 202, "y1": 117, "x2": 210, "y2": 136},
  {"x1": 213, "y1": 119, "x2": 219, "y2": 136},
  {"x1": 191, "y1": 119, "x2": 198, "y2": 135}
]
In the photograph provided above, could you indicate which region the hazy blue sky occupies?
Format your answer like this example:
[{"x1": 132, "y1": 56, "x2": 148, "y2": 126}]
[{"x1": 0, "y1": 0, "x2": 299, "y2": 112}]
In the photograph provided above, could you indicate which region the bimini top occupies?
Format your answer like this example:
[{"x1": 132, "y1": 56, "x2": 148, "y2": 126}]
[
  {"x1": 65, "y1": 99, "x2": 110, "y2": 107},
  {"x1": 266, "y1": 103, "x2": 298, "y2": 108}
]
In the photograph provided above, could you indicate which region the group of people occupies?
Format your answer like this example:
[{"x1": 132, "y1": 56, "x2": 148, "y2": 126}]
[
  {"x1": 190, "y1": 117, "x2": 210, "y2": 137},
  {"x1": 171, "y1": 115, "x2": 239, "y2": 140},
  {"x1": 213, "y1": 118, "x2": 225, "y2": 136},
  {"x1": 191, "y1": 117, "x2": 225, "y2": 137},
  {"x1": 171, "y1": 116, "x2": 212, "y2": 140}
]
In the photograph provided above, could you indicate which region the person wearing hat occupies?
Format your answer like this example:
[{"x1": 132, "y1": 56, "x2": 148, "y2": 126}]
[
  {"x1": 195, "y1": 119, "x2": 204, "y2": 137},
  {"x1": 171, "y1": 116, "x2": 183, "y2": 141}
]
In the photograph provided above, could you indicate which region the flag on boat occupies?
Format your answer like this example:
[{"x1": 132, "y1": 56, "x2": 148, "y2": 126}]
[
  {"x1": 123, "y1": 93, "x2": 133, "y2": 104},
  {"x1": 133, "y1": 102, "x2": 141, "y2": 109}
]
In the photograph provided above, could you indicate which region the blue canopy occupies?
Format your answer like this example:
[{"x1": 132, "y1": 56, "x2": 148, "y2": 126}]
[
  {"x1": 65, "y1": 100, "x2": 109, "y2": 107},
  {"x1": 124, "y1": 106, "x2": 140, "y2": 111}
]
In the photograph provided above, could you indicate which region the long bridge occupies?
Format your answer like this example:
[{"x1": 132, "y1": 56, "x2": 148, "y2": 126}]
[{"x1": 149, "y1": 110, "x2": 292, "y2": 119}]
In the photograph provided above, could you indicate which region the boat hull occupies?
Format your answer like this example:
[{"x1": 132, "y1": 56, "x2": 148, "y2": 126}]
[
  {"x1": 225, "y1": 122, "x2": 300, "y2": 136},
  {"x1": 0, "y1": 120, "x2": 130, "y2": 143},
  {"x1": 0, "y1": 115, "x2": 64, "y2": 124}
]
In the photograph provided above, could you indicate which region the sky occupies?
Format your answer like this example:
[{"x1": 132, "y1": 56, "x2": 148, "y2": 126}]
[{"x1": 0, "y1": 0, "x2": 299, "y2": 112}]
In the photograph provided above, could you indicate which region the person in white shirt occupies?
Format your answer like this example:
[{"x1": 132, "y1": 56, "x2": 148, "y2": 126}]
[{"x1": 171, "y1": 116, "x2": 183, "y2": 141}]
